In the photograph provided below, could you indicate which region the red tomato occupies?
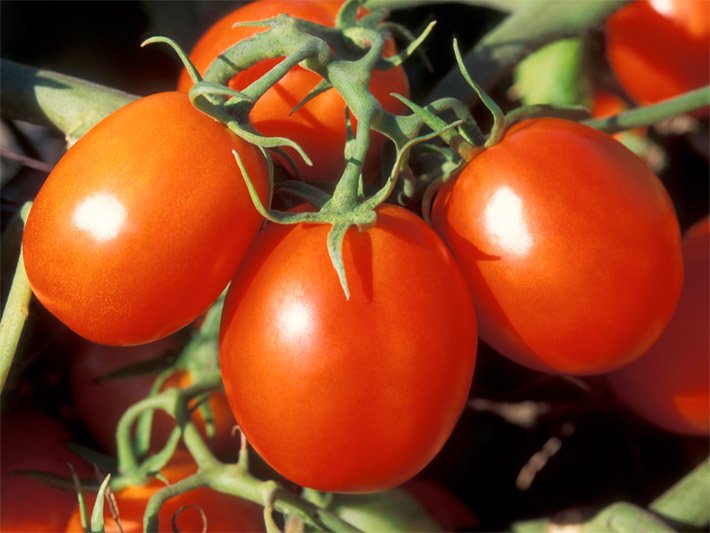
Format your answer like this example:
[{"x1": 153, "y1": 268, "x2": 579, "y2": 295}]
[
  {"x1": 177, "y1": 0, "x2": 410, "y2": 182},
  {"x1": 22, "y1": 92, "x2": 268, "y2": 346},
  {"x1": 1, "y1": 411, "x2": 91, "y2": 532},
  {"x1": 65, "y1": 452, "x2": 264, "y2": 532},
  {"x1": 432, "y1": 118, "x2": 683, "y2": 375},
  {"x1": 219, "y1": 205, "x2": 477, "y2": 492},
  {"x1": 70, "y1": 337, "x2": 237, "y2": 457},
  {"x1": 606, "y1": 0, "x2": 710, "y2": 106},
  {"x1": 607, "y1": 217, "x2": 709, "y2": 435}
]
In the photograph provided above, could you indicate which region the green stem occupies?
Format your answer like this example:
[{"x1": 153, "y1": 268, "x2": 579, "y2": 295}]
[
  {"x1": 426, "y1": 0, "x2": 629, "y2": 105},
  {"x1": 0, "y1": 202, "x2": 33, "y2": 393},
  {"x1": 583, "y1": 86, "x2": 710, "y2": 133},
  {"x1": 143, "y1": 473, "x2": 207, "y2": 532},
  {"x1": 0, "y1": 59, "x2": 136, "y2": 141}
]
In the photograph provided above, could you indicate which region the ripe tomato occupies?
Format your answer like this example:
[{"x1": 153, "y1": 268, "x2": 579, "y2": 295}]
[
  {"x1": 64, "y1": 452, "x2": 264, "y2": 532},
  {"x1": 432, "y1": 118, "x2": 683, "y2": 375},
  {"x1": 22, "y1": 92, "x2": 268, "y2": 346},
  {"x1": 219, "y1": 205, "x2": 477, "y2": 492},
  {"x1": 606, "y1": 0, "x2": 710, "y2": 106},
  {"x1": 177, "y1": 0, "x2": 410, "y2": 182},
  {"x1": 1, "y1": 411, "x2": 91, "y2": 532},
  {"x1": 69, "y1": 337, "x2": 237, "y2": 457},
  {"x1": 607, "y1": 217, "x2": 709, "y2": 435}
]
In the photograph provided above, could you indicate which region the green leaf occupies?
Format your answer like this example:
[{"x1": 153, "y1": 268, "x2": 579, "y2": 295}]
[
  {"x1": 650, "y1": 458, "x2": 710, "y2": 529},
  {"x1": 514, "y1": 38, "x2": 591, "y2": 108},
  {"x1": 331, "y1": 488, "x2": 442, "y2": 532}
]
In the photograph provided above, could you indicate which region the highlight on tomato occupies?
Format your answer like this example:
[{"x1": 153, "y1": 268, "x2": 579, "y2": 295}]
[
  {"x1": 65, "y1": 452, "x2": 265, "y2": 532},
  {"x1": 219, "y1": 204, "x2": 477, "y2": 493},
  {"x1": 606, "y1": 217, "x2": 709, "y2": 435},
  {"x1": 1, "y1": 411, "x2": 91, "y2": 532},
  {"x1": 22, "y1": 92, "x2": 268, "y2": 346},
  {"x1": 431, "y1": 118, "x2": 683, "y2": 375},
  {"x1": 69, "y1": 337, "x2": 237, "y2": 456},
  {"x1": 177, "y1": 0, "x2": 410, "y2": 182},
  {"x1": 605, "y1": 0, "x2": 710, "y2": 107}
]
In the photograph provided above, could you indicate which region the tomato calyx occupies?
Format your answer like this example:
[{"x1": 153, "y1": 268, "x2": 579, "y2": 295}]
[{"x1": 233, "y1": 118, "x2": 457, "y2": 299}]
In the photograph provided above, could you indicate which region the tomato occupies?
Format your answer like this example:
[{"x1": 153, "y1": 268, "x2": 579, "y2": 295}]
[
  {"x1": 65, "y1": 452, "x2": 264, "y2": 532},
  {"x1": 219, "y1": 204, "x2": 477, "y2": 492},
  {"x1": 606, "y1": 0, "x2": 710, "y2": 107},
  {"x1": 1, "y1": 411, "x2": 91, "y2": 532},
  {"x1": 69, "y1": 337, "x2": 237, "y2": 457},
  {"x1": 431, "y1": 118, "x2": 683, "y2": 375},
  {"x1": 22, "y1": 92, "x2": 268, "y2": 346},
  {"x1": 177, "y1": 0, "x2": 410, "y2": 182},
  {"x1": 607, "y1": 217, "x2": 709, "y2": 435}
]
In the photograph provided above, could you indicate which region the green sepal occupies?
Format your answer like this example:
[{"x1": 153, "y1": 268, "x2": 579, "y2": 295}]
[
  {"x1": 66, "y1": 443, "x2": 117, "y2": 474},
  {"x1": 376, "y1": 21, "x2": 436, "y2": 70},
  {"x1": 327, "y1": 223, "x2": 353, "y2": 300},
  {"x1": 290, "y1": 79, "x2": 332, "y2": 116},
  {"x1": 69, "y1": 465, "x2": 90, "y2": 533},
  {"x1": 141, "y1": 36, "x2": 202, "y2": 87},
  {"x1": 452, "y1": 39, "x2": 505, "y2": 148},
  {"x1": 380, "y1": 21, "x2": 433, "y2": 72},
  {"x1": 89, "y1": 474, "x2": 112, "y2": 533}
]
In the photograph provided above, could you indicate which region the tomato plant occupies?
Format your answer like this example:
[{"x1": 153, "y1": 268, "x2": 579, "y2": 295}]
[
  {"x1": 64, "y1": 452, "x2": 264, "y2": 532},
  {"x1": 22, "y1": 92, "x2": 268, "y2": 346},
  {"x1": 177, "y1": 0, "x2": 410, "y2": 182},
  {"x1": 219, "y1": 204, "x2": 477, "y2": 492},
  {"x1": 607, "y1": 217, "x2": 709, "y2": 435},
  {"x1": 606, "y1": 0, "x2": 710, "y2": 107},
  {"x1": 69, "y1": 337, "x2": 236, "y2": 456},
  {"x1": 1, "y1": 411, "x2": 91, "y2": 532},
  {"x1": 432, "y1": 118, "x2": 683, "y2": 375}
]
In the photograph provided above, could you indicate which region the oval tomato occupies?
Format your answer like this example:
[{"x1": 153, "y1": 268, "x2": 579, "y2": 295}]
[
  {"x1": 65, "y1": 452, "x2": 264, "y2": 532},
  {"x1": 607, "y1": 217, "x2": 709, "y2": 435},
  {"x1": 219, "y1": 205, "x2": 477, "y2": 492},
  {"x1": 432, "y1": 118, "x2": 683, "y2": 375},
  {"x1": 70, "y1": 337, "x2": 237, "y2": 457},
  {"x1": 22, "y1": 92, "x2": 268, "y2": 346},
  {"x1": 1, "y1": 411, "x2": 91, "y2": 532},
  {"x1": 177, "y1": 0, "x2": 410, "y2": 182},
  {"x1": 606, "y1": 0, "x2": 710, "y2": 106}
]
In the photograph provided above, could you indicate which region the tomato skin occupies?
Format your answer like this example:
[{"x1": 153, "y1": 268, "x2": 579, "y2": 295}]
[
  {"x1": 607, "y1": 217, "x2": 709, "y2": 435},
  {"x1": 606, "y1": 0, "x2": 710, "y2": 106},
  {"x1": 177, "y1": 0, "x2": 410, "y2": 182},
  {"x1": 1, "y1": 411, "x2": 91, "y2": 532},
  {"x1": 432, "y1": 118, "x2": 683, "y2": 375},
  {"x1": 64, "y1": 453, "x2": 265, "y2": 533},
  {"x1": 22, "y1": 92, "x2": 268, "y2": 346},
  {"x1": 69, "y1": 338, "x2": 237, "y2": 456},
  {"x1": 219, "y1": 205, "x2": 477, "y2": 492}
]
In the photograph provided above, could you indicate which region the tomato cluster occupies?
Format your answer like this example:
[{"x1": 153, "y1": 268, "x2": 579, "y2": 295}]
[{"x1": 6, "y1": 0, "x2": 709, "y2": 529}]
